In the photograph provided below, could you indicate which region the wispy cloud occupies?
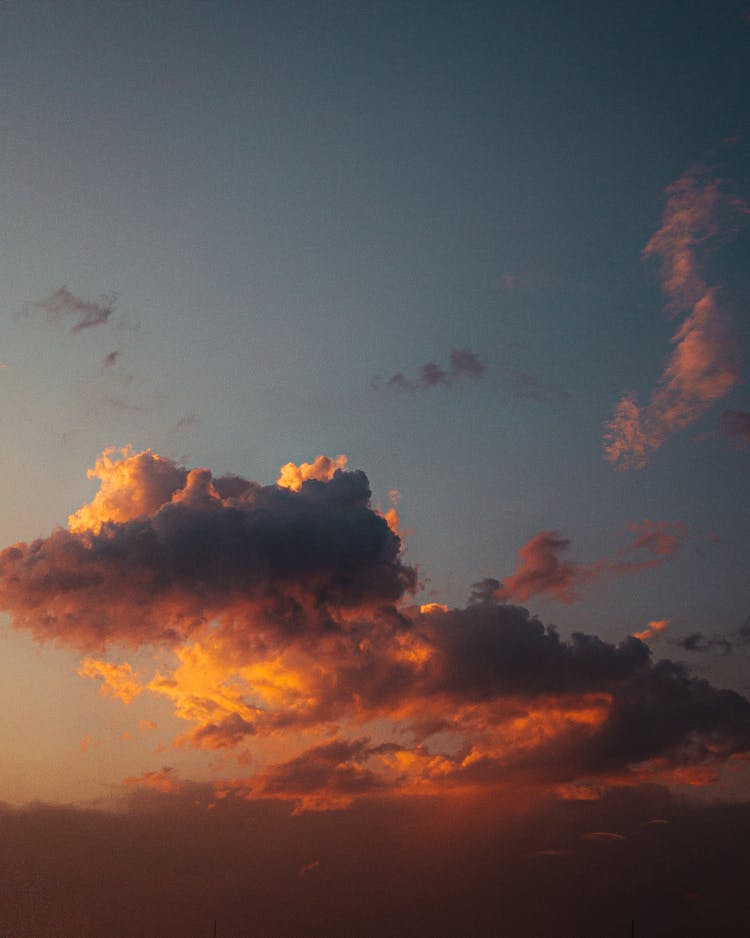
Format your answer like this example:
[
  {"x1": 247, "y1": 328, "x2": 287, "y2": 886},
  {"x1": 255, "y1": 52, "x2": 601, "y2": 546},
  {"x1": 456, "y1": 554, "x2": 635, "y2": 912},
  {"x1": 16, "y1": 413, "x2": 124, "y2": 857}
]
[
  {"x1": 492, "y1": 521, "x2": 687, "y2": 605},
  {"x1": 605, "y1": 166, "x2": 747, "y2": 469},
  {"x1": 676, "y1": 615, "x2": 750, "y2": 655},
  {"x1": 21, "y1": 286, "x2": 118, "y2": 333},
  {"x1": 633, "y1": 619, "x2": 670, "y2": 642},
  {"x1": 375, "y1": 347, "x2": 567, "y2": 402}
]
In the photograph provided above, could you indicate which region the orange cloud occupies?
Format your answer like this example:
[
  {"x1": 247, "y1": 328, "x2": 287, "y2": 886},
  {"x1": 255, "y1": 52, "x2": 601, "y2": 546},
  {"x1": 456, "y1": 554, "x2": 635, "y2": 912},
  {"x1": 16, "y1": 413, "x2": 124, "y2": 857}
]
[
  {"x1": 627, "y1": 519, "x2": 686, "y2": 557},
  {"x1": 78, "y1": 658, "x2": 143, "y2": 703},
  {"x1": 2, "y1": 451, "x2": 749, "y2": 809},
  {"x1": 68, "y1": 446, "x2": 186, "y2": 534},
  {"x1": 123, "y1": 767, "x2": 182, "y2": 794},
  {"x1": 276, "y1": 454, "x2": 348, "y2": 491},
  {"x1": 493, "y1": 521, "x2": 686, "y2": 604},
  {"x1": 633, "y1": 619, "x2": 670, "y2": 642},
  {"x1": 0, "y1": 449, "x2": 414, "y2": 650},
  {"x1": 605, "y1": 167, "x2": 746, "y2": 469},
  {"x1": 672, "y1": 765, "x2": 718, "y2": 787},
  {"x1": 494, "y1": 531, "x2": 592, "y2": 604}
]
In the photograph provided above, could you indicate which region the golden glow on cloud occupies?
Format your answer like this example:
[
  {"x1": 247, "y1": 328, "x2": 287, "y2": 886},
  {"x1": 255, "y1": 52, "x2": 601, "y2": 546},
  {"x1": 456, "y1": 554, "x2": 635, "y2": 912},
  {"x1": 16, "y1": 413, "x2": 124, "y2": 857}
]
[
  {"x1": 68, "y1": 446, "x2": 185, "y2": 533},
  {"x1": 633, "y1": 619, "x2": 670, "y2": 642},
  {"x1": 3, "y1": 447, "x2": 747, "y2": 811},
  {"x1": 276, "y1": 454, "x2": 348, "y2": 491},
  {"x1": 78, "y1": 658, "x2": 143, "y2": 703}
]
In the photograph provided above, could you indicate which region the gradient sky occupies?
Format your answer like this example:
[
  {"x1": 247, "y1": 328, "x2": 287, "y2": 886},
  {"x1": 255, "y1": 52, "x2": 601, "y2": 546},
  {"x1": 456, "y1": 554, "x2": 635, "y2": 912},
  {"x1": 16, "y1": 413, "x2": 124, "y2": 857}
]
[{"x1": 1, "y1": 2, "x2": 749, "y2": 935}]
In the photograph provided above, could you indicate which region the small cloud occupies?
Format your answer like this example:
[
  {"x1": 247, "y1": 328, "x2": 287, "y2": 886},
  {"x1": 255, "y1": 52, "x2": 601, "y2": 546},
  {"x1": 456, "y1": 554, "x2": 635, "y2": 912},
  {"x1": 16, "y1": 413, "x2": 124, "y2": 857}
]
[
  {"x1": 672, "y1": 765, "x2": 718, "y2": 787},
  {"x1": 299, "y1": 859, "x2": 321, "y2": 876},
  {"x1": 676, "y1": 615, "x2": 750, "y2": 655},
  {"x1": 123, "y1": 766, "x2": 182, "y2": 794},
  {"x1": 79, "y1": 734, "x2": 95, "y2": 752},
  {"x1": 276, "y1": 454, "x2": 348, "y2": 492},
  {"x1": 78, "y1": 658, "x2": 143, "y2": 703},
  {"x1": 22, "y1": 286, "x2": 118, "y2": 333},
  {"x1": 633, "y1": 618, "x2": 670, "y2": 642},
  {"x1": 677, "y1": 631, "x2": 733, "y2": 654},
  {"x1": 176, "y1": 413, "x2": 199, "y2": 431},
  {"x1": 138, "y1": 719, "x2": 157, "y2": 732},
  {"x1": 102, "y1": 350, "x2": 121, "y2": 369},
  {"x1": 377, "y1": 347, "x2": 485, "y2": 392},
  {"x1": 554, "y1": 782, "x2": 605, "y2": 801}
]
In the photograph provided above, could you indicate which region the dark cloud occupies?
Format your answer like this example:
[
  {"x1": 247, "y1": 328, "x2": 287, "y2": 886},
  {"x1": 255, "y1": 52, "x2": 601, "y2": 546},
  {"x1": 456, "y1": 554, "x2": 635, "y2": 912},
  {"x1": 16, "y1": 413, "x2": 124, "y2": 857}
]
[
  {"x1": 377, "y1": 347, "x2": 485, "y2": 391},
  {"x1": 22, "y1": 286, "x2": 117, "y2": 333},
  {"x1": 0, "y1": 456, "x2": 415, "y2": 650},
  {"x1": 254, "y1": 738, "x2": 391, "y2": 806},
  {"x1": 102, "y1": 350, "x2": 120, "y2": 368},
  {"x1": 175, "y1": 413, "x2": 199, "y2": 431},
  {"x1": 4, "y1": 450, "x2": 748, "y2": 800},
  {"x1": 676, "y1": 616, "x2": 750, "y2": 655}
]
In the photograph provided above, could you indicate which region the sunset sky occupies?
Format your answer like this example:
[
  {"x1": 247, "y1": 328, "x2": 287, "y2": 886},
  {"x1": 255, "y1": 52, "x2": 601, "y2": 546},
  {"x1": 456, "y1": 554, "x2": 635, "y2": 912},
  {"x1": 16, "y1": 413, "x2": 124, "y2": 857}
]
[{"x1": 1, "y1": 2, "x2": 749, "y2": 935}]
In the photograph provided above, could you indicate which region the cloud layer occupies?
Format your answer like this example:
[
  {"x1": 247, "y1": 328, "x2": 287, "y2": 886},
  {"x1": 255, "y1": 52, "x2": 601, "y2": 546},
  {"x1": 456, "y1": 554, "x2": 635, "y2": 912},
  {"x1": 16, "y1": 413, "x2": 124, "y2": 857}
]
[
  {"x1": 2, "y1": 786, "x2": 748, "y2": 937},
  {"x1": 1, "y1": 449, "x2": 747, "y2": 811}
]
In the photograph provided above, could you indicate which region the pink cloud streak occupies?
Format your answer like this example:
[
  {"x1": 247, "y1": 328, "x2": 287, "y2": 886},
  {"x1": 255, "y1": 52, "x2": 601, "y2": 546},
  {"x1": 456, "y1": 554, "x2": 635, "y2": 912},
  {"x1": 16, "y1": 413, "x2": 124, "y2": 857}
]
[{"x1": 605, "y1": 167, "x2": 747, "y2": 469}]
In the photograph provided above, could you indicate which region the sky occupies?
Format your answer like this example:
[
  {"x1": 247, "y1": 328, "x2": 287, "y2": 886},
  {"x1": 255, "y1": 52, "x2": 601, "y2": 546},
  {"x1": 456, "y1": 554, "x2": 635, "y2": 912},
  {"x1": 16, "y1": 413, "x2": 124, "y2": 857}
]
[{"x1": 0, "y1": 1, "x2": 749, "y2": 935}]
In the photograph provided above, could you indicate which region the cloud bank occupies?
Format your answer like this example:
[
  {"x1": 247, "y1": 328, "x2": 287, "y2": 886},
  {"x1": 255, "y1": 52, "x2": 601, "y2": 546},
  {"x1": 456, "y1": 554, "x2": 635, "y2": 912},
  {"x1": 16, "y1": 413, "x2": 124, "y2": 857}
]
[{"x1": 1, "y1": 448, "x2": 747, "y2": 812}]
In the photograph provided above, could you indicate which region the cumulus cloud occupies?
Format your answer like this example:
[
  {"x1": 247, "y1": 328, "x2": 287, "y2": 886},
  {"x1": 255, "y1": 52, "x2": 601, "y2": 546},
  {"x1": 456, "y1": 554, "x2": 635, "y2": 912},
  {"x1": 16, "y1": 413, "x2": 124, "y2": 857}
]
[
  {"x1": 4, "y1": 449, "x2": 748, "y2": 810},
  {"x1": 21, "y1": 286, "x2": 117, "y2": 333},
  {"x1": 377, "y1": 347, "x2": 485, "y2": 391},
  {"x1": 0, "y1": 448, "x2": 415, "y2": 650},
  {"x1": 276, "y1": 454, "x2": 348, "y2": 491},
  {"x1": 605, "y1": 167, "x2": 747, "y2": 469}
]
